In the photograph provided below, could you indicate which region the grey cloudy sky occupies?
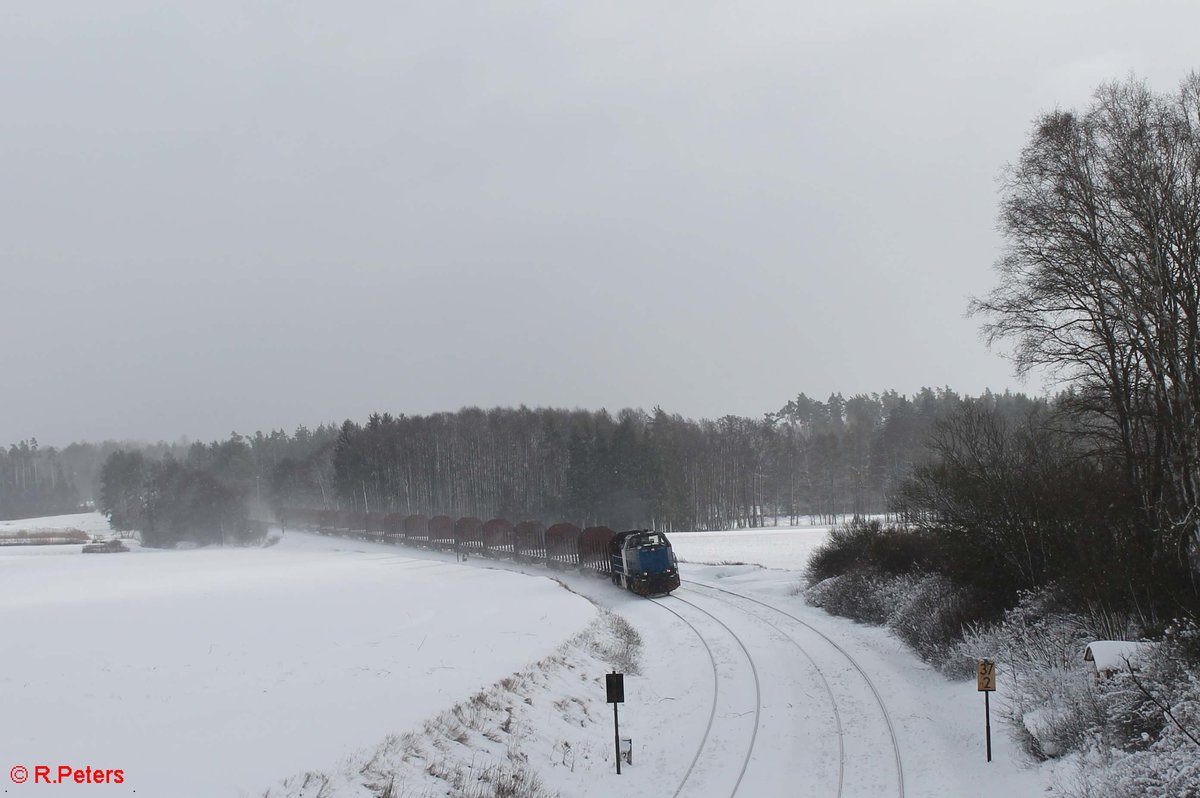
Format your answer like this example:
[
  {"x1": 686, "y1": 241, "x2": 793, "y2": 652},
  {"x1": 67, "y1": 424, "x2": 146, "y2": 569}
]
[{"x1": 3, "y1": 1, "x2": 1198, "y2": 446}]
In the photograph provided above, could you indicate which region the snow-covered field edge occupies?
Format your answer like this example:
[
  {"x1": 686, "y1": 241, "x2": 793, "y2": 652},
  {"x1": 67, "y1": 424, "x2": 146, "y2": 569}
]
[{"x1": 262, "y1": 610, "x2": 642, "y2": 798}]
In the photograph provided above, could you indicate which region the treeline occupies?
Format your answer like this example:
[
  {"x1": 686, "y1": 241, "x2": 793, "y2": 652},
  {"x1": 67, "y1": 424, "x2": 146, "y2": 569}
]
[
  {"x1": 0, "y1": 438, "x2": 197, "y2": 521},
  {"x1": 92, "y1": 388, "x2": 1035, "y2": 543},
  {"x1": 289, "y1": 387, "x2": 1033, "y2": 531},
  {"x1": 0, "y1": 440, "x2": 82, "y2": 520},
  {"x1": 890, "y1": 395, "x2": 1200, "y2": 619},
  {"x1": 98, "y1": 427, "x2": 338, "y2": 547}
]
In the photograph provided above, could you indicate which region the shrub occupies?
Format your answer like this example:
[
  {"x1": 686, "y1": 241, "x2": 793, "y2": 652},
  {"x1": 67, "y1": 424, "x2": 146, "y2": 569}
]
[
  {"x1": 1056, "y1": 625, "x2": 1200, "y2": 795},
  {"x1": 806, "y1": 571, "x2": 893, "y2": 624},
  {"x1": 805, "y1": 524, "x2": 874, "y2": 584},
  {"x1": 1098, "y1": 621, "x2": 1199, "y2": 752},
  {"x1": 805, "y1": 519, "x2": 934, "y2": 585},
  {"x1": 889, "y1": 574, "x2": 975, "y2": 669},
  {"x1": 806, "y1": 519, "x2": 970, "y2": 658},
  {"x1": 950, "y1": 591, "x2": 1200, "y2": 773},
  {"x1": 955, "y1": 592, "x2": 1104, "y2": 759}
]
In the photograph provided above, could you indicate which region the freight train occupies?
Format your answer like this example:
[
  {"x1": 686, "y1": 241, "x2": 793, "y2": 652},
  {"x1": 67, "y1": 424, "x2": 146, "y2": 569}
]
[{"x1": 278, "y1": 508, "x2": 680, "y2": 596}]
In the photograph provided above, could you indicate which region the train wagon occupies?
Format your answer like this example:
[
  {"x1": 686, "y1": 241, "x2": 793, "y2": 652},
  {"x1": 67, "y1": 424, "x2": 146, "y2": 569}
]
[{"x1": 275, "y1": 507, "x2": 679, "y2": 597}]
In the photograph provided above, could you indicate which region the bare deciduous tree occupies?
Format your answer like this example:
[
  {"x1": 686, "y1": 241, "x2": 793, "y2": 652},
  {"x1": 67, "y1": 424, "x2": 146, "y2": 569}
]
[{"x1": 973, "y1": 74, "x2": 1200, "y2": 582}]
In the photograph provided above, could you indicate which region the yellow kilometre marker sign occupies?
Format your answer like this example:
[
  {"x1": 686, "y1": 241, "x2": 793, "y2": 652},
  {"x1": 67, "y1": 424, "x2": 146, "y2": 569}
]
[{"x1": 977, "y1": 658, "x2": 997, "y2": 691}]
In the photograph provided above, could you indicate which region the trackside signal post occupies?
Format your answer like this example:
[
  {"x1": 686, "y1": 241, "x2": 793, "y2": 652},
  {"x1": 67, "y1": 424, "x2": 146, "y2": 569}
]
[
  {"x1": 606, "y1": 672, "x2": 625, "y2": 775},
  {"x1": 977, "y1": 658, "x2": 996, "y2": 762}
]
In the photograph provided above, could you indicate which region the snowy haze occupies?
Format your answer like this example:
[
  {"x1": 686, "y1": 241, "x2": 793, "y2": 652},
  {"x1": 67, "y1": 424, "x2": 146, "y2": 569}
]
[{"x1": 3, "y1": 1, "x2": 1199, "y2": 444}]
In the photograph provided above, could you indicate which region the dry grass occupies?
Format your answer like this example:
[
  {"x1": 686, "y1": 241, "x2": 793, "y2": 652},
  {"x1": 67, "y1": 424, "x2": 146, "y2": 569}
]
[
  {"x1": 0, "y1": 528, "x2": 90, "y2": 546},
  {"x1": 263, "y1": 610, "x2": 645, "y2": 798}
]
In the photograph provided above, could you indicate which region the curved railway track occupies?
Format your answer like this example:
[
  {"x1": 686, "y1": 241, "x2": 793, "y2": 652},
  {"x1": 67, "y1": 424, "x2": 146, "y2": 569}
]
[
  {"x1": 294, "y1": 521, "x2": 902, "y2": 796},
  {"x1": 682, "y1": 579, "x2": 906, "y2": 798},
  {"x1": 649, "y1": 593, "x2": 762, "y2": 798},
  {"x1": 678, "y1": 585, "x2": 848, "y2": 798},
  {"x1": 644, "y1": 597, "x2": 721, "y2": 798}
]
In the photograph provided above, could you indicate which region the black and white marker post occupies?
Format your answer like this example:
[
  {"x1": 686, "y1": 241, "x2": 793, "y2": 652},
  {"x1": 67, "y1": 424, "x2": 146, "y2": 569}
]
[{"x1": 606, "y1": 671, "x2": 625, "y2": 775}]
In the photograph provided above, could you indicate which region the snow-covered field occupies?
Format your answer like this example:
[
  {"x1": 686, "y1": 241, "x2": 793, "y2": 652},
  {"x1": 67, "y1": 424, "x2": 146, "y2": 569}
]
[
  {"x1": 670, "y1": 523, "x2": 833, "y2": 571},
  {"x1": 0, "y1": 512, "x2": 111, "y2": 534},
  {"x1": 0, "y1": 514, "x2": 1049, "y2": 797},
  {"x1": 0, "y1": 516, "x2": 593, "y2": 796},
  {"x1": 0, "y1": 512, "x2": 111, "y2": 538}
]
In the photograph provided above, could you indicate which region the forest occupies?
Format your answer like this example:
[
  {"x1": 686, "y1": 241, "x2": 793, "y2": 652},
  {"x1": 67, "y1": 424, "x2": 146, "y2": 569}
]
[
  {"x1": 0, "y1": 439, "x2": 84, "y2": 520},
  {"x1": 315, "y1": 389, "x2": 1034, "y2": 531},
  {"x1": 82, "y1": 387, "x2": 1036, "y2": 546},
  {"x1": 0, "y1": 437, "x2": 197, "y2": 521}
]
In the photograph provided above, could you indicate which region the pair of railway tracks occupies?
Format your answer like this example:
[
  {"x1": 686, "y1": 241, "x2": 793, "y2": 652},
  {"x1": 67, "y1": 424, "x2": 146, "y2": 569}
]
[
  {"x1": 652, "y1": 581, "x2": 906, "y2": 798},
  {"x1": 318, "y1": 530, "x2": 904, "y2": 796}
]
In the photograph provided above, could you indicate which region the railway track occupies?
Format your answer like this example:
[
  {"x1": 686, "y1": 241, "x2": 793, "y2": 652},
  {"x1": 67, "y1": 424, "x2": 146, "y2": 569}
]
[
  {"x1": 678, "y1": 585, "x2": 848, "y2": 798},
  {"x1": 645, "y1": 597, "x2": 722, "y2": 798},
  {"x1": 682, "y1": 579, "x2": 906, "y2": 798},
  {"x1": 649, "y1": 593, "x2": 762, "y2": 798},
  {"x1": 300, "y1": 524, "x2": 904, "y2": 796}
]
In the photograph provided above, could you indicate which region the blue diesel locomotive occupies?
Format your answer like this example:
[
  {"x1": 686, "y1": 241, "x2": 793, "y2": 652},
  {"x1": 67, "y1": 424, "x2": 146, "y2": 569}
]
[{"x1": 609, "y1": 530, "x2": 681, "y2": 596}]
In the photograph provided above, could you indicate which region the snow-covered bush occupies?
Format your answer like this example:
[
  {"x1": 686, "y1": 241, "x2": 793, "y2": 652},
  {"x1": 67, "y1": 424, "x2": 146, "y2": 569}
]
[
  {"x1": 804, "y1": 519, "x2": 1200, "y2": 794},
  {"x1": 956, "y1": 592, "x2": 1106, "y2": 759},
  {"x1": 889, "y1": 573, "x2": 973, "y2": 670},
  {"x1": 805, "y1": 518, "x2": 932, "y2": 584},
  {"x1": 955, "y1": 591, "x2": 1200, "y2": 797},
  {"x1": 805, "y1": 518, "x2": 952, "y2": 631},
  {"x1": 807, "y1": 568, "x2": 976, "y2": 672},
  {"x1": 957, "y1": 591, "x2": 1096, "y2": 672},
  {"x1": 1057, "y1": 622, "x2": 1200, "y2": 796},
  {"x1": 806, "y1": 571, "x2": 893, "y2": 624}
]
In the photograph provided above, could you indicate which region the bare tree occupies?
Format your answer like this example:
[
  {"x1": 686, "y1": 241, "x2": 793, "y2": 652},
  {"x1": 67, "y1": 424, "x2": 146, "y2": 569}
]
[{"x1": 973, "y1": 74, "x2": 1200, "y2": 584}]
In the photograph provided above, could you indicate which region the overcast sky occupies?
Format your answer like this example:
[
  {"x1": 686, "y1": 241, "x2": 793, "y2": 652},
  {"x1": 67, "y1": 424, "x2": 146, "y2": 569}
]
[{"x1": 3, "y1": 1, "x2": 1198, "y2": 446}]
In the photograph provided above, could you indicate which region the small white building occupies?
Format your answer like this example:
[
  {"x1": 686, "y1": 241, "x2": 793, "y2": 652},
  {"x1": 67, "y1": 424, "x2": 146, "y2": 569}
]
[{"x1": 1083, "y1": 640, "x2": 1156, "y2": 679}]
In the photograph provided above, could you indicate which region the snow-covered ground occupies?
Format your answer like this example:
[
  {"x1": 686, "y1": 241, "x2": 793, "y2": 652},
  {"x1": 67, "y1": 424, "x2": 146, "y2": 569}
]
[
  {"x1": 0, "y1": 516, "x2": 593, "y2": 796},
  {"x1": 1, "y1": 514, "x2": 1049, "y2": 797},
  {"x1": 0, "y1": 512, "x2": 110, "y2": 533},
  {"x1": 670, "y1": 523, "x2": 834, "y2": 571},
  {"x1": 0, "y1": 511, "x2": 111, "y2": 537}
]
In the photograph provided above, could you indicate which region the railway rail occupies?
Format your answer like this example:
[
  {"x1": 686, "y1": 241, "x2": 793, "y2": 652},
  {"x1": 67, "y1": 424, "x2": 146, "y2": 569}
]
[
  {"x1": 682, "y1": 580, "x2": 905, "y2": 798},
  {"x1": 280, "y1": 509, "x2": 904, "y2": 797}
]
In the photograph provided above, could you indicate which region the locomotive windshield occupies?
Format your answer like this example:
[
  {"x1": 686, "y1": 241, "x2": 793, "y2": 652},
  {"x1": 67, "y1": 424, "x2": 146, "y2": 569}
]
[{"x1": 629, "y1": 532, "x2": 665, "y2": 548}]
